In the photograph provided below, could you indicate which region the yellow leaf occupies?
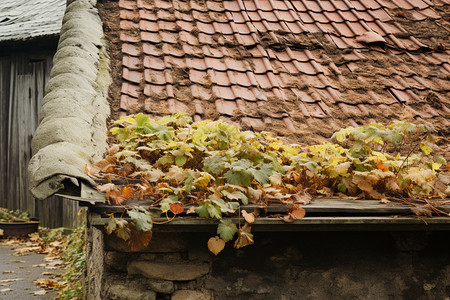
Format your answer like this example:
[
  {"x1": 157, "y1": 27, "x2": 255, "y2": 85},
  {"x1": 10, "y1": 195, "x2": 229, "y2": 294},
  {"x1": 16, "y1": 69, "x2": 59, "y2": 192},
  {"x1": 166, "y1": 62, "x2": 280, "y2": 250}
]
[{"x1": 420, "y1": 143, "x2": 432, "y2": 155}]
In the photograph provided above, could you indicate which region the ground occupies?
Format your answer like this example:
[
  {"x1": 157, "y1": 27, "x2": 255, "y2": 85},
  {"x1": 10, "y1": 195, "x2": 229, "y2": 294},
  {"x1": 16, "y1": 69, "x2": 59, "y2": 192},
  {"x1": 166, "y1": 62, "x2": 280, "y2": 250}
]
[{"x1": 0, "y1": 240, "x2": 63, "y2": 299}]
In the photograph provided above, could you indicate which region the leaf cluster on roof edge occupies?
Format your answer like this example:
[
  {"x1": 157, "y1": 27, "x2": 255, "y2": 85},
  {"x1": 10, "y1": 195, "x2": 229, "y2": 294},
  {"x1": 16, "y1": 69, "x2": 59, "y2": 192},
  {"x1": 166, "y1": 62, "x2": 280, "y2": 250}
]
[{"x1": 87, "y1": 113, "x2": 448, "y2": 251}]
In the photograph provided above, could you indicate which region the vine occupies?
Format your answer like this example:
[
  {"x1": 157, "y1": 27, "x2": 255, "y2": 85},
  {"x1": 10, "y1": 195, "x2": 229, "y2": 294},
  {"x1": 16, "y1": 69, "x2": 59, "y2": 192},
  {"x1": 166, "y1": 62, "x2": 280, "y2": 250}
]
[{"x1": 86, "y1": 113, "x2": 449, "y2": 254}]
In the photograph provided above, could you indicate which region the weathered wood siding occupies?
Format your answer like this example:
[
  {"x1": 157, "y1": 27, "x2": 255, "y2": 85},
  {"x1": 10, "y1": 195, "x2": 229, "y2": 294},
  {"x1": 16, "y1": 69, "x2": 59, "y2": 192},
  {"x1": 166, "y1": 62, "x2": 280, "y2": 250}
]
[{"x1": 0, "y1": 52, "x2": 80, "y2": 228}]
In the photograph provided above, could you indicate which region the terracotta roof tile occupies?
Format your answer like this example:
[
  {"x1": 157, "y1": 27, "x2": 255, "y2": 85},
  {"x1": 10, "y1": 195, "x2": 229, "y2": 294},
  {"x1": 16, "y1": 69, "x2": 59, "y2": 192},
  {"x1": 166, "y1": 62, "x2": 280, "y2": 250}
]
[{"x1": 101, "y1": 0, "x2": 450, "y2": 142}]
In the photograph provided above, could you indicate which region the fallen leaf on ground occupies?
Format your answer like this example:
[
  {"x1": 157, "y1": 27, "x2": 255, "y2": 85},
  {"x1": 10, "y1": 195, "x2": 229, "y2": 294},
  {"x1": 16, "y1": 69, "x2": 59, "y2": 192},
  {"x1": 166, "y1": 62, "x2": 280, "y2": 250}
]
[
  {"x1": 11, "y1": 260, "x2": 25, "y2": 263},
  {"x1": 0, "y1": 279, "x2": 22, "y2": 283},
  {"x1": 2, "y1": 271, "x2": 14, "y2": 274},
  {"x1": 41, "y1": 272, "x2": 55, "y2": 276},
  {"x1": 32, "y1": 290, "x2": 47, "y2": 295},
  {"x1": 32, "y1": 264, "x2": 46, "y2": 268},
  {"x1": 28, "y1": 232, "x2": 40, "y2": 242},
  {"x1": 207, "y1": 236, "x2": 225, "y2": 255},
  {"x1": 14, "y1": 246, "x2": 41, "y2": 254},
  {"x1": 34, "y1": 278, "x2": 64, "y2": 289},
  {"x1": 0, "y1": 288, "x2": 12, "y2": 292}
]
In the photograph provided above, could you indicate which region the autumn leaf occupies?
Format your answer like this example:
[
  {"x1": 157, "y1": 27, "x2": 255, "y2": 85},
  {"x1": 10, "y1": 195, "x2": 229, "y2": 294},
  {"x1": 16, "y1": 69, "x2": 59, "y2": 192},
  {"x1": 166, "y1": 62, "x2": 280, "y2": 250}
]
[
  {"x1": 376, "y1": 161, "x2": 389, "y2": 172},
  {"x1": 114, "y1": 219, "x2": 130, "y2": 241},
  {"x1": 186, "y1": 206, "x2": 196, "y2": 214},
  {"x1": 169, "y1": 202, "x2": 185, "y2": 214},
  {"x1": 106, "y1": 190, "x2": 126, "y2": 205},
  {"x1": 234, "y1": 224, "x2": 254, "y2": 249},
  {"x1": 128, "y1": 225, "x2": 153, "y2": 252},
  {"x1": 282, "y1": 205, "x2": 306, "y2": 223},
  {"x1": 411, "y1": 205, "x2": 433, "y2": 217},
  {"x1": 291, "y1": 192, "x2": 312, "y2": 205},
  {"x1": 241, "y1": 210, "x2": 255, "y2": 224},
  {"x1": 207, "y1": 236, "x2": 225, "y2": 255},
  {"x1": 96, "y1": 183, "x2": 116, "y2": 193}
]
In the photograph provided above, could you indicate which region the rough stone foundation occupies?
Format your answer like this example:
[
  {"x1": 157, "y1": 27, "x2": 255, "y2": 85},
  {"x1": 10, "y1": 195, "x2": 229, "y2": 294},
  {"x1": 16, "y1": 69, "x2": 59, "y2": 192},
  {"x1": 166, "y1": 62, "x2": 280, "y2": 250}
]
[{"x1": 86, "y1": 227, "x2": 450, "y2": 300}]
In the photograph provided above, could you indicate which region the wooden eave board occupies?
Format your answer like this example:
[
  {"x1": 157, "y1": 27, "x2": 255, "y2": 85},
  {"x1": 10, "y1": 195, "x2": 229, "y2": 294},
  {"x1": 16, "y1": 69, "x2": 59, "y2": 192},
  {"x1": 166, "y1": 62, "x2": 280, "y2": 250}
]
[
  {"x1": 85, "y1": 198, "x2": 450, "y2": 216},
  {"x1": 89, "y1": 213, "x2": 450, "y2": 232}
]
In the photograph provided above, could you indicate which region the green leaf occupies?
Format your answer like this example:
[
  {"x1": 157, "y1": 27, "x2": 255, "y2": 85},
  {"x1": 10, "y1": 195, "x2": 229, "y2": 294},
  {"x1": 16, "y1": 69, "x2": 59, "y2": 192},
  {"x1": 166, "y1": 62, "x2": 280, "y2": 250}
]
[
  {"x1": 128, "y1": 208, "x2": 153, "y2": 232},
  {"x1": 217, "y1": 220, "x2": 238, "y2": 242},
  {"x1": 250, "y1": 163, "x2": 275, "y2": 185},
  {"x1": 338, "y1": 183, "x2": 347, "y2": 193},
  {"x1": 203, "y1": 156, "x2": 228, "y2": 175},
  {"x1": 184, "y1": 175, "x2": 193, "y2": 193},
  {"x1": 175, "y1": 155, "x2": 187, "y2": 166},
  {"x1": 160, "y1": 195, "x2": 178, "y2": 213},
  {"x1": 433, "y1": 156, "x2": 447, "y2": 165},
  {"x1": 105, "y1": 217, "x2": 117, "y2": 235},
  {"x1": 136, "y1": 113, "x2": 150, "y2": 127},
  {"x1": 240, "y1": 193, "x2": 248, "y2": 205},
  {"x1": 195, "y1": 203, "x2": 210, "y2": 218},
  {"x1": 225, "y1": 169, "x2": 253, "y2": 186},
  {"x1": 208, "y1": 204, "x2": 222, "y2": 219},
  {"x1": 157, "y1": 154, "x2": 174, "y2": 166},
  {"x1": 211, "y1": 197, "x2": 239, "y2": 214}
]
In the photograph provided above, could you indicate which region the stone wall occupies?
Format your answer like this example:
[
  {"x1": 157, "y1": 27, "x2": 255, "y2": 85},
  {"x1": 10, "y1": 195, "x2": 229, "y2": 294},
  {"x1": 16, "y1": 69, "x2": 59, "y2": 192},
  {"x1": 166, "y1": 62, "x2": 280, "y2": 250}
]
[{"x1": 86, "y1": 226, "x2": 450, "y2": 300}]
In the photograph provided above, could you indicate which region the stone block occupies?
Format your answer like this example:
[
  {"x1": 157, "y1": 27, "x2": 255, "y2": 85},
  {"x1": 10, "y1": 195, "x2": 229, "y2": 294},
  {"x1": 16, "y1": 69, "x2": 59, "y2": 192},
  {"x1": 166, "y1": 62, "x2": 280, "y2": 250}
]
[
  {"x1": 128, "y1": 260, "x2": 210, "y2": 281},
  {"x1": 105, "y1": 283, "x2": 156, "y2": 300},
  {"x1": 105, "y1": 251, "x2": 129, "y2": 272},
  {"x1": 147, "y1": 279, "x2": 175, "y2": 294},
  {"x1": 171, "y1": 290, "x2": 211, "y2": 300}
]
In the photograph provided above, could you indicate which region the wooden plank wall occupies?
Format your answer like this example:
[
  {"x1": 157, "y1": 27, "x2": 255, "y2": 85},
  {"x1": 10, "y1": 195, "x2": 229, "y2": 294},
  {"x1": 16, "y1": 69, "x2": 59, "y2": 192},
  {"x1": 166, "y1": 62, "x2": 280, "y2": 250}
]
[{"x1": 0, "y1": 51, "x2": 80, "y2": 228}]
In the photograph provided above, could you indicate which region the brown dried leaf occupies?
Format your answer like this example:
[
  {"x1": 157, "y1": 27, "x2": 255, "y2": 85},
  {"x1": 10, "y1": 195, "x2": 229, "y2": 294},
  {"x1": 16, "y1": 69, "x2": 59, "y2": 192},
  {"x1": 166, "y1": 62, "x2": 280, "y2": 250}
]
[
  {"x1": 241, "y1": 210, "x2": 255, "y2": 224},
  {"x1": 292, "y1": 192, "x2": 312, "y2": 205},
  {"x1": 234, "y1": 224, "x2": 254, "y2": 249},
  {"x1": 282, "y1": 205, "x2": 306, "y2": 223},
  {"x1": 106, "y1": 190, "x2": 126, "y2": 205},
  {"x1": 186, "y1": 206, "x2": 196, "y2": 214},
  {"x1": 169, "y1": 202, "x2": 184, "y2": 214},
  {"x1": 208, "y1": 236, "x2": 225, "y2": 255},
  {"x1": 96, "y1": 183, "x2": 116, "y2": 193},
  {"x1": 247, "y1": 187, "x2": 263, "y2": 203},
  {"x1": 386, "y1": 179, "x2": 400, "y2": 193},
  {"x1": 33, "y1": 278, "x2": 64, "y2": 289},
  {"x1": 0, "y1": 288, "x2": 12, "y2": 292},
  {"x1": 288, "y1": 205, "x2": 306, "y2": 219},
  {"x1": 128, "y1": 226, "x2": 153, "y2": 252},
  {"x1": 411, "y1": 205, "x2": 433, "y2": 217}
]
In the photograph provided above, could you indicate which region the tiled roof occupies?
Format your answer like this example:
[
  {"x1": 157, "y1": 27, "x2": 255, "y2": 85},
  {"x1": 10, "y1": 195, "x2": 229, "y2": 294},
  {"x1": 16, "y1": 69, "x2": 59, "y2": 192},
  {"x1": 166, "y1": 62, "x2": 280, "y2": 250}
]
[
  {"x1": 100, "y1": 0, "x2": 450, "y2": 142},
  {"x1": 0, "y1": 0, "x2": 66, "y2": 43}
]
